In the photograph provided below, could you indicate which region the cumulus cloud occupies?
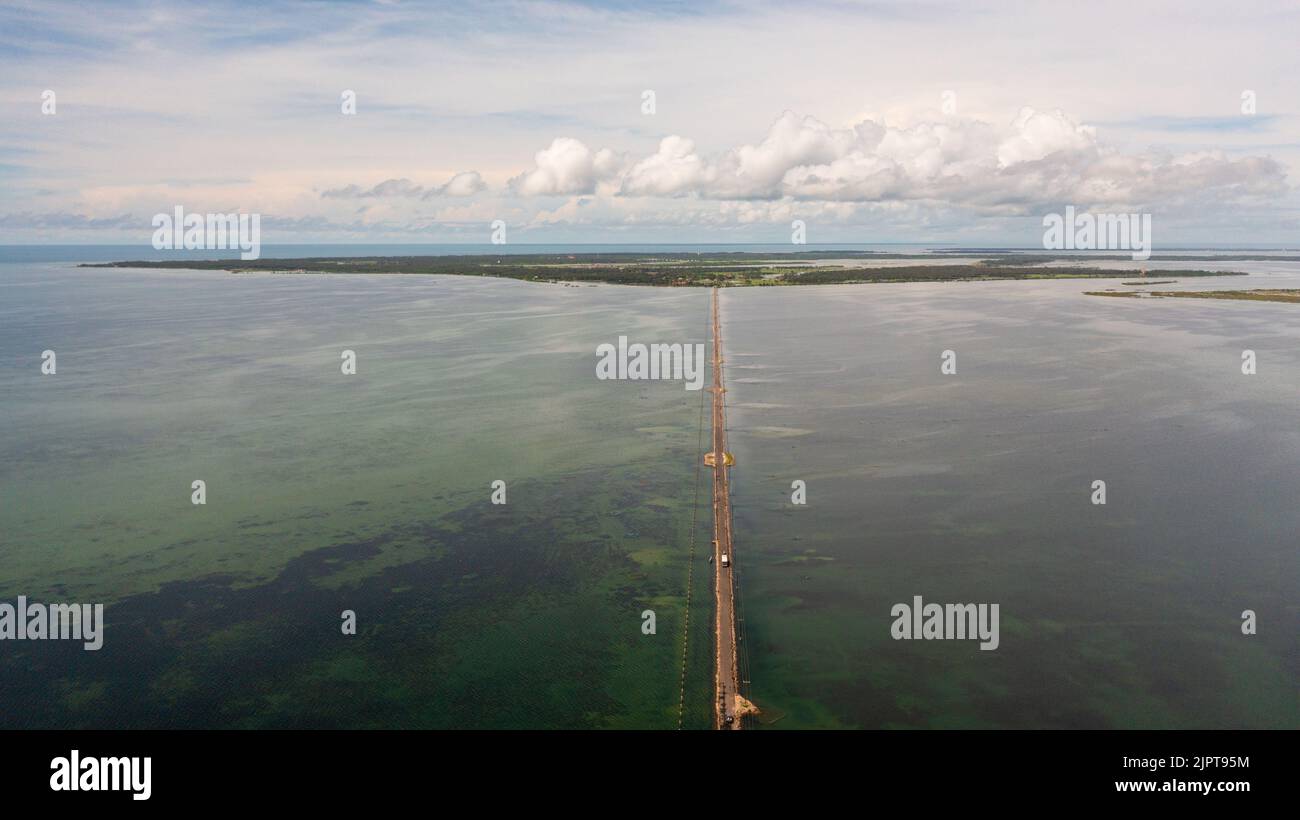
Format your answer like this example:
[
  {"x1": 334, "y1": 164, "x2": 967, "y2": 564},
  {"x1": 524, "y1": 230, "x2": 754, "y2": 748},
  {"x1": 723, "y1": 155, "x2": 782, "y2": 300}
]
[
  {"x1": 996, "y1": 107, "x2": 1098, "y2": 167},
  {"x1": 714, "y1": 112, "x2": 862, "y2": 198},
  {"x1": 322, "y1": 171, "x2": 486, "y2": 200},
  {"x1": 508, "y1": 138, "x2": 623, "y2": 195},
  {"x1": 621, "y1": 136, "x2": 710, "y2": 197},
  {"x1": 440, "y1": 171, "x2": 488, "y2": 197},
  {"x1": 514, "y1": 108, "x2": 1288, "y2": 213}
]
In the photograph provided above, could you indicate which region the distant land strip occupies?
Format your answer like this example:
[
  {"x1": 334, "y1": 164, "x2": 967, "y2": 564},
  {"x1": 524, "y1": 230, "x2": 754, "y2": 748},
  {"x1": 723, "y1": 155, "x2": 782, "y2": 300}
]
[
  {"x1": 1086, "y1": 288, "x2": 1300, "y2": 303},
  {"x1": 83, "y1": 252, "x2": 1250, "y2": 287}
]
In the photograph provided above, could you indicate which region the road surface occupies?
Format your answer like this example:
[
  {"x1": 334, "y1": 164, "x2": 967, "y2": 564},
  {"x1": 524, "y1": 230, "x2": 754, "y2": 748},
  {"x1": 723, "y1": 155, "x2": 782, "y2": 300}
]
[{"x1": 709, "y1": 287, "x2": 743, "y2": 730}]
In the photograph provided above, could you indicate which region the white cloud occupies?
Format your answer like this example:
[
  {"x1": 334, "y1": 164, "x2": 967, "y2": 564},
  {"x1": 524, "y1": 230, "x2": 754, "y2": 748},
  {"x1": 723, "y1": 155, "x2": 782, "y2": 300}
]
[
  {"x1": 322, "y1": 171, "x2": 486, "y2": 200},
  {"x1": 718, "y1": 112, "x2": 860, "y2": 198},
  {"x1": 440, "y1": 171, "x2": 487, "y2": 197},
  {"x1": 515, "y1": 108, "x2": 1287, "y2": 214},
  {"x1": 3, "y1": 0, "x2": 1297, "y2": 243},
  {"x1": 509, "y1": 138, "x2": 622, "y2": 195},
  {"x1": 621, "y1": 136, "x2": 709, "y2": 197},
  {"x1": 996, "y1": 107, "x2": 1098, "y2": 167}
]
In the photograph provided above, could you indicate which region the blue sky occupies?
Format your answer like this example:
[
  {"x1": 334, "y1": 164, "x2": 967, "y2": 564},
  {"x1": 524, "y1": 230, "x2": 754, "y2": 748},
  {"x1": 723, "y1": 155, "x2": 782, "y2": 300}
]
[{"x1": 2, "y1": 0, "x2": 1298, "y2": 245}]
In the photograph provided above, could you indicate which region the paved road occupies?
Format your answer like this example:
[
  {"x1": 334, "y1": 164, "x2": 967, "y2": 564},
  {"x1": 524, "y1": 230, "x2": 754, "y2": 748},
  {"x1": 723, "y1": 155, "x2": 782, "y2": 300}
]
[{"x1": 709, "y1": 287, "x2": 742, "y2": 730}]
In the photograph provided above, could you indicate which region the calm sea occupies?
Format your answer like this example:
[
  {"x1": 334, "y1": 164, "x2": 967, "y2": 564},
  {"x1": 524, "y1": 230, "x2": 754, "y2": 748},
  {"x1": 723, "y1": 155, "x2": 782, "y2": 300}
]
[{"x1": 1, "y1": 250, "x2": 1296, "y2": 728}]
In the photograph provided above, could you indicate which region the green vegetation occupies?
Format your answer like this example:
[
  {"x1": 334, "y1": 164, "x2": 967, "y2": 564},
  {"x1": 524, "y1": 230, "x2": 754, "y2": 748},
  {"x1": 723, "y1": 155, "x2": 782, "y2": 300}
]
[{"x1": 83, "y1": 252, "x2": 1247, "y2": 287}]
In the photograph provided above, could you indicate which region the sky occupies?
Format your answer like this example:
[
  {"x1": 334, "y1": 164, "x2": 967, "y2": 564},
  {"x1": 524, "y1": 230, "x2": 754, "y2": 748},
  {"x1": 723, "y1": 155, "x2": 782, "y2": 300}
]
[{"x1": 1, "y1": 0, "x2": 1298, "y2": 246}]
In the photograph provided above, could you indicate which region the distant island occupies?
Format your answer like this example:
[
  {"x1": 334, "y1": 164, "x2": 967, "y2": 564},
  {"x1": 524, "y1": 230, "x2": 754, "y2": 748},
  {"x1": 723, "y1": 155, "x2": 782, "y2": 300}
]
[
  {"x1": 1087, "y1": 288, "x2": 1300, "y2": 304},
  {"x1": 83, "y1": 251, "x2": 1250, "y2": 287}
]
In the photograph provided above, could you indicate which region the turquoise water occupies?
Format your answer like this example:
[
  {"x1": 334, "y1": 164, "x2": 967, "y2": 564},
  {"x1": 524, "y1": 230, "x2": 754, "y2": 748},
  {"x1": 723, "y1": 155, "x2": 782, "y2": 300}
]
[{"x1": 0, "y1": 263, "x2": 713, "y2": 728}]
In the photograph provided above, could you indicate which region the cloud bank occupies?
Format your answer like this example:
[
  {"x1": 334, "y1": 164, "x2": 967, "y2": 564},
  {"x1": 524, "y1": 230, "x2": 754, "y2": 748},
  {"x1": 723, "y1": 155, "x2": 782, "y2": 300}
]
[
  {"x1": 505, "y1": 108, "x2": 1287, "y2": 213},
  {"x1": 322, "y1": 171, "x2": 486, "y2": 200}
]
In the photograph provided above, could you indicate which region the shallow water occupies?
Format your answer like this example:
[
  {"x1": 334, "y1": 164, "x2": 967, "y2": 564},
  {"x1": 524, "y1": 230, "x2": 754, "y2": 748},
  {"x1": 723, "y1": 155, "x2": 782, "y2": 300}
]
[
  {"x1": 723, "y1": 271, "x2": 1300, "y2": 728},
  {"x1": 0, "y1": 264, "x2": 713, "y2": 728},
  {"x1": 2, "y1": 261, "x2": 1296, "y2": 728}
]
